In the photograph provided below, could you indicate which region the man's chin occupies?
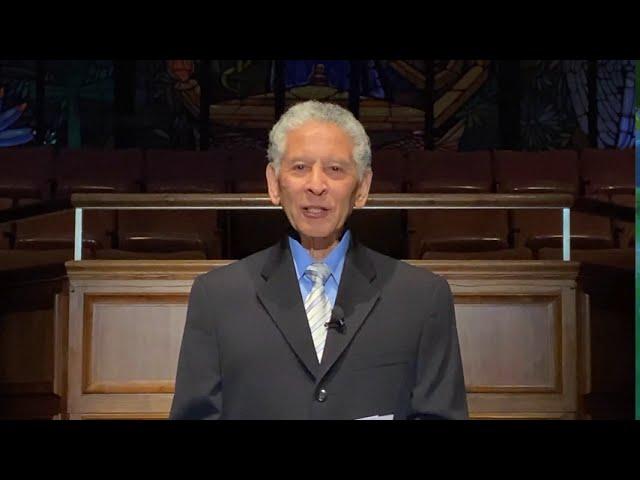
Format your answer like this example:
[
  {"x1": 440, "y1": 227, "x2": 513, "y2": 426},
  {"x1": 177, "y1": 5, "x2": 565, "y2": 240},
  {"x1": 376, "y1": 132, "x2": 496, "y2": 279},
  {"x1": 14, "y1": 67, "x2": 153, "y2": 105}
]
[
  {"x1": 299, "y1": 230, "x2": 334, "y2": 240},
  {"x1": 296, "y1": 225, "x2": 340, "y2": 242}
]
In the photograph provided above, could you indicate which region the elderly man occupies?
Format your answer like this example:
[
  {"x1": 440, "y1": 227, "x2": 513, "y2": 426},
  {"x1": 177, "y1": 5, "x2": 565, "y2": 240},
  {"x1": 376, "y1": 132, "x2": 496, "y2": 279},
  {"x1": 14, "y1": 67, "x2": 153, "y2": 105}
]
[{"x1": 170, "y1": 100, "x2": 468, "y2": 420}]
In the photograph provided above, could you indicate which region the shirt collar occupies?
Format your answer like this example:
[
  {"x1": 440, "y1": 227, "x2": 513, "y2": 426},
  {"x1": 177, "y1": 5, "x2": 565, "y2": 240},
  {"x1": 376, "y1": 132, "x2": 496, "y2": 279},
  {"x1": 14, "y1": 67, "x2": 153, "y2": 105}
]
[{"x1": 288, "y1": 230, "x2": 351, "y2": 283}]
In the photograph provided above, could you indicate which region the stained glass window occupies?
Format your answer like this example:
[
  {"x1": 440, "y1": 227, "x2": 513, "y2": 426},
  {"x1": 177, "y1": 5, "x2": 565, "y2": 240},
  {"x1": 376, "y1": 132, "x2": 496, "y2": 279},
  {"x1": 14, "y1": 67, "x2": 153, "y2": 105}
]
[
  {"x1": 597, "y1": 60, "x2": 635, "y2": 148},
  {"x1": 43, "y1": 60, "x2": 113, "y2": 148},
  {"x1": 134, "y1": 60, "x2": 200, "y2": 149},
  {"x1": 208, "y1": 60, "x2": 274, "y2": 150},
  {"x1": 563, "y1": 59, "x2": 635, "y2": 149},
  {"x1": 0, "y1": 60, "x2": 36, "y2": 147},
  {"x1": 520, "y1": 60, "x2": 579, "y2": 151},
  {"x1": 357, "y1": 60, "x2": 495, "y2": 151},
  {"x1": 1, "y1": 59, "x2": 634, "y2": 152}
]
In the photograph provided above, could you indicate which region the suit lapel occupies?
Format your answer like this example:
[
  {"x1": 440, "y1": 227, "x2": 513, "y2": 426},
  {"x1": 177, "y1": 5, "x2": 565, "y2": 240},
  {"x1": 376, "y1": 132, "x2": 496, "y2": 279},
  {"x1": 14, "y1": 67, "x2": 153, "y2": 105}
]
[
  {"x1": 317, "y1": 237, "x2": 380, "y2": 382},
  {"x1": 256, "y1": 238, "x2": 320, "y2": 379}
]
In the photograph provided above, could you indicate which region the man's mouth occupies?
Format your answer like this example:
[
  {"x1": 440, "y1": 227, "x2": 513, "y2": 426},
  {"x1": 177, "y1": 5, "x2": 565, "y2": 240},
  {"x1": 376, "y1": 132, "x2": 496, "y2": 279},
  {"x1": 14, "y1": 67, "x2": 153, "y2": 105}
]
[{"x1": 302, "y1": 206, "x2": 330, "y2": 218}]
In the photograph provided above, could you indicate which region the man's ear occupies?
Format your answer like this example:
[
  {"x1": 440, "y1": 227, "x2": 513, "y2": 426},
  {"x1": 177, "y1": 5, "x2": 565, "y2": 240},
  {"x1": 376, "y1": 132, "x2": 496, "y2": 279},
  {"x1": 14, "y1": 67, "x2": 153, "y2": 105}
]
[
  {"x1": 265, "y1": 163, "x2": 281, "y2": 205},
  {"x1": 354, "y1": 169, "x2": 373, "y2": 208}
]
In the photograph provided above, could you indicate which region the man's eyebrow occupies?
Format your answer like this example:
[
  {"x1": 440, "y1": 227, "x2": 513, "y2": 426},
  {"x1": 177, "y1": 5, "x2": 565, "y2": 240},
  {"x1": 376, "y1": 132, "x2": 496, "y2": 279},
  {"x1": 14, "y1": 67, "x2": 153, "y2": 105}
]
[{"x1": 285, "y1": 156, "x2": 352, "y2": 164}]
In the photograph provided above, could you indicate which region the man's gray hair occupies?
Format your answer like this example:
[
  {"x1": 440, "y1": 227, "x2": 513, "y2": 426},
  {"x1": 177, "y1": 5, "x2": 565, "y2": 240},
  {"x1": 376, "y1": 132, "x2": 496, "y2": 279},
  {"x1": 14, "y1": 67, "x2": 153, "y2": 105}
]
[{"x1": 267, "y1": 100, "x2": 372, "y2": 180}]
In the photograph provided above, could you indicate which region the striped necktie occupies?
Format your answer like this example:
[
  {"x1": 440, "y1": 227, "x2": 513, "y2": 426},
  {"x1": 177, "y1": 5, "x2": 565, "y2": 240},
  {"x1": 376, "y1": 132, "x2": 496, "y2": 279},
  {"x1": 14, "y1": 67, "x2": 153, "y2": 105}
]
[{"x1": 304, "y1": 262, "x2": 332, "y2": 363}]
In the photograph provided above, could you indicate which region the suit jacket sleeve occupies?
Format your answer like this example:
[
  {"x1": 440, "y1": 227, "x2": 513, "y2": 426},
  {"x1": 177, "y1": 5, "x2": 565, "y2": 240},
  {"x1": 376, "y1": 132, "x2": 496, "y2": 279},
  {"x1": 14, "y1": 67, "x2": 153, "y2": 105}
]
[
  {"x1": 170, "y1": 276, "x2": 223, "y2": 419},
  {"x1": 409, "y1": 276, "x2": 469, "y2": 419}
]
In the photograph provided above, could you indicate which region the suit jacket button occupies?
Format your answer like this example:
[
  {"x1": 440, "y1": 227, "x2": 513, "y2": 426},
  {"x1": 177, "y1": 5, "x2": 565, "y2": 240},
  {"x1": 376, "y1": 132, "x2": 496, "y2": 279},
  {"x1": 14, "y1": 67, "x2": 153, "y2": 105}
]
[{"x1": 316, "y1": 388, "x2": 328, "y2": 402}]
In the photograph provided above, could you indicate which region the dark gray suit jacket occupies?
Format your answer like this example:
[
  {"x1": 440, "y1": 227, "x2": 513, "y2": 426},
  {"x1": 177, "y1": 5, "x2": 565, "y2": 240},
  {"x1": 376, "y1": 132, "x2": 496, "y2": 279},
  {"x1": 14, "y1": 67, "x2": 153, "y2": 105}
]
[{"x1": 170, "y1": 236, "x2": 468, "y2": 419}]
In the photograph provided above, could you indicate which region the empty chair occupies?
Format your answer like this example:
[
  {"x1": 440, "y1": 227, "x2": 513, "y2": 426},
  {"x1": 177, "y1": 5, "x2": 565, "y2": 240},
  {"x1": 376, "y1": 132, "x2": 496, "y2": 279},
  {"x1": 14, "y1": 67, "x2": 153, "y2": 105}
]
[
  {"x1": 406, "y1": 152, "x2": 503, "y2": 259},
  {"x1": 144, "y1": 149, "x2": 228, "y2": 193},
  {"x1": 580, "y1": 148, "x2": 634, "y2": 198},
  {"x1": 0, "y1": 147, "x2": 55, "y2": 207},
  {"x1": 0, "y1": 153, "x2": 84, "y2": 264},
  {"x1": 0, "y1": 228, "x2": 12, "y2": 250},
  {"x1": 346, "y1": 150, "x2": 408, "y2": 258},
  {"x1": 347, "y1": 208, "x2": 407, "y2": 259},
  {"x1": 13, "y1": 209, "x2": 115, "y2": 257},
  {"x1": 54, "y1": 148, "x2": 144, "y2": 197},
  {"x1": 408, "y1": 209, "x2": 511, "y2": 259},
  {"x1": 495, "y1": 149, "x2": 612, "y2": 256},
  {"x1": 113, "y1": 149, "x2": 227, "y2": 259},
  {"x1": 610, "y1": 193, "x2": 635, "y2": 248},
  {"x1": 348, "y1": 210, "x2": 406, "y2": 259},
  {"x1": 1, "y1": 221, "x2": 11, "y2": 249},
  {"x1": 114, "y1": 209, "x2": 221, "y2": 259},
  {"x1": 8, "y1": 149, "x2": 141, "y2": 255},
  {"x1": 228, "y1": 149, "x2": 269, "y2": 193},
  {"x1": 369, "y1": 150, "x2": 407, "y2": 193},
  {"x1": 494, "y1": 150, "x2": 580, "y2": 194},
  {"x1": 406, "y1": 150, "x2": 494, "y2": 193},
  {"x1": 226, "y1": 149, "x2": 289, "y2": 259},
  {"x1": 579, "y1": 152, "x2": 635, "y2": 248},
  {"x1": 511, "y1": 208, "x2": 614, "y2": 258},
  {"x1": 225, "y1": 209, "x2": 291, "y2": 259}
]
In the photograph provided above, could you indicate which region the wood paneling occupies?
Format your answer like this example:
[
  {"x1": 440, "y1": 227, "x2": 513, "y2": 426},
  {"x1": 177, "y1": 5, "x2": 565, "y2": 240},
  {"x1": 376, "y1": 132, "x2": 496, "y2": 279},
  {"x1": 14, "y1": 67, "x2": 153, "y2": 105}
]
[
  {"x1": 82, "y1": 294, "x2": 188, "y2": 394},
  {"x1": 5, "y1": 257, "x2": 618, "y2": 419},
  {"x1": 0, "y1": 309, "x2": 54, "y2": 391},
  {"x1": 64, "y1": 260, "x2": 581, "y2": 419},
  {"x1": 455, "y1": 295, "x2": 561, "y2": 393}
]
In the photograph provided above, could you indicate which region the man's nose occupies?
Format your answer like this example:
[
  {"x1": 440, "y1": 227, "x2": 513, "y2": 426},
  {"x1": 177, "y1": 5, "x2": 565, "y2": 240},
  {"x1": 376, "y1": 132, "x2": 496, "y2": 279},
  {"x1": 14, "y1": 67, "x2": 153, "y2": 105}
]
[{"x1": 306, "y1": 165, "x2": 327, "y2": 195}]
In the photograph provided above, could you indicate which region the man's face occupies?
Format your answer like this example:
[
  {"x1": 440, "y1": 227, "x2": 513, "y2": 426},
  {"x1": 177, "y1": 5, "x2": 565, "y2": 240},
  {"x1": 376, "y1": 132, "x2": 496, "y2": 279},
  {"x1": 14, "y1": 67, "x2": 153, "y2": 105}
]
[{"x1": 266, "y1": 120, "x2": 372, "y2": 246}]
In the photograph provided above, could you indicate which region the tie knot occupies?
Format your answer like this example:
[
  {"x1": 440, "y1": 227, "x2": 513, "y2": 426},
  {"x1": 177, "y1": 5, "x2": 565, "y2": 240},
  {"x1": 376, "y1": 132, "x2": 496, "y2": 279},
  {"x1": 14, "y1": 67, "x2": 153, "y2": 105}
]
[{"x1": 305, "y1": 262, "x2": 331, "y2": 286}]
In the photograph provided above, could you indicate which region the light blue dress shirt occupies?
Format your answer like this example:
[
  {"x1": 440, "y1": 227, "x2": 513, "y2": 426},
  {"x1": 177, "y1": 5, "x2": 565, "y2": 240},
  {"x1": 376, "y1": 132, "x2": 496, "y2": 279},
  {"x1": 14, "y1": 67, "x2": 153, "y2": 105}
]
[{"x1": 288, "y1": 230, "x2": 351, "y2": 308}]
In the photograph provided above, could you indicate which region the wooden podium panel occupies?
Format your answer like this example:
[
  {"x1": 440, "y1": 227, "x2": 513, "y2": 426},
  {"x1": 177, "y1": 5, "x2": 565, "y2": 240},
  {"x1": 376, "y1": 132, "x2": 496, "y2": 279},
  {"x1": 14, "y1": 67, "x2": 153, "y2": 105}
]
[
  {"x1": 453, "y1": 292, "x2": 575, "y2": 418},
  {"x1": 65, "y1": 273, "x2": 193, "y2": 417},
  {"x1": 82, "y1": 294, "x2": 188, "y2": 394},
  {"x1": 61, "y1": 259, "x2": 580, "y2": 420},
  {"x1": 457, "y1": 298, "x2": 560, "y2": 392}
]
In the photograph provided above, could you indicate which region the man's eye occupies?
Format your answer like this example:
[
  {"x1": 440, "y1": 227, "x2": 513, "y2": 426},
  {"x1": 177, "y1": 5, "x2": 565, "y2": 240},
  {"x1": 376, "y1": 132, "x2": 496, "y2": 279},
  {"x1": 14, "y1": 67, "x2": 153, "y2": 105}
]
[
  {"x1": 330, "y1": 166, "x2": 342, "y2": 172},
  {"x1": 294, "y1": 164, "x2": 306, "y2": 170}
]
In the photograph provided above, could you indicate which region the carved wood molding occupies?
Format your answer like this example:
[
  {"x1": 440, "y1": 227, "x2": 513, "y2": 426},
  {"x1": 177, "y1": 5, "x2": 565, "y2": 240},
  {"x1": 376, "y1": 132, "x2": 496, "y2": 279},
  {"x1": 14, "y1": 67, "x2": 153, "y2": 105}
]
[
  {"x1": 65, "y1": 259, "x2": 581, "y2": 281},
  {"x1": 407, "y1": 260, "x2": 580, "y2": 280}
]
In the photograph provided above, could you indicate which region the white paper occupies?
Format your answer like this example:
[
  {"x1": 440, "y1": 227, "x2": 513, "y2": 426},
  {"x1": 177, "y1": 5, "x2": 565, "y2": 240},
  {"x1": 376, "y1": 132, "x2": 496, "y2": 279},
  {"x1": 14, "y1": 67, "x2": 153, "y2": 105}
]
[{"x1": 356, "y1": 414, "x2": 394, "y2": 420}]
